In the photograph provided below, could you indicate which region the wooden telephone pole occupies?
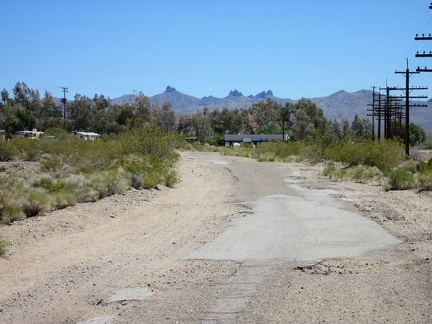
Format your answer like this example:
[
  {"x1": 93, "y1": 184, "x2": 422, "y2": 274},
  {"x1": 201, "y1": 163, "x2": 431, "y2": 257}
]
[{"x1": 393, "y1": 62, "x2": 427, "y2": 156}]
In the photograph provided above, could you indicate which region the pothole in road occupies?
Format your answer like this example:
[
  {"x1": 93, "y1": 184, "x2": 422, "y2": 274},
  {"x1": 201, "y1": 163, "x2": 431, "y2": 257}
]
[{"x1": 77, "y1": 288, "x2": 153, "y2": 324}]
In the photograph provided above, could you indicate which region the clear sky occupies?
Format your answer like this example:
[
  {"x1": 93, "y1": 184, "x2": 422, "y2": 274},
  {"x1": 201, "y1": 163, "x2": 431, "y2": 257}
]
[{"x1": 2, "y1": 0, "x2": 432, "y2": 101}]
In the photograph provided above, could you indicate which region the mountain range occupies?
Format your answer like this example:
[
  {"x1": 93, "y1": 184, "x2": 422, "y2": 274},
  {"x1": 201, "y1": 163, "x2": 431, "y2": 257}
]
[{"x1": 110, "y1": 86, "x2": 432, "y2": 134}]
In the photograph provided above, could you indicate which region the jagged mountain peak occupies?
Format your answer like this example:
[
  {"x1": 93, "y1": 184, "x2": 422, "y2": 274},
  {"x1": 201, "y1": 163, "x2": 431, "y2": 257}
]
[
  {"x1": 254, "y1": 90, "x2": 274, "y2": 99},
  {"x1": 228, "y1": 89, "x2": 243, "y2": 97},
  {"x1": 164, "y1": 86, "x2": 177, "y2": 93}
]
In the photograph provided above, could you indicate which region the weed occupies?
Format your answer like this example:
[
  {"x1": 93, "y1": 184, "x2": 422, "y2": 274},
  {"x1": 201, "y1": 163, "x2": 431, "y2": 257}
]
[
  {"x1": 0, "y1": 235, "x2": 11, "y2": 257},
  {"x1": 163, "y1": 170, "x2": 178, "y2": 188}
]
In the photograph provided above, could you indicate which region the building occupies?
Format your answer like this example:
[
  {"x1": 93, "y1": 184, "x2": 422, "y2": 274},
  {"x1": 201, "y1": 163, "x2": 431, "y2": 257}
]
[
  {"x1": 224, "y1": 134, "x2": 284, "y2": 147},
  {"x1": 14, "y1": 129, "x2": 44, "y2": 139},
  {"x1": 74, "y1": 131, "x2": 101, "y2": 140}
]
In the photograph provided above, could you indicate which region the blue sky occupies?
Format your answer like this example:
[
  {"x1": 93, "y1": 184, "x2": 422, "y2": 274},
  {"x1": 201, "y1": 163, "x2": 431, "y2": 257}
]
[{"x1": 2, "y1": 1, "x2": 432, "y2": 100}]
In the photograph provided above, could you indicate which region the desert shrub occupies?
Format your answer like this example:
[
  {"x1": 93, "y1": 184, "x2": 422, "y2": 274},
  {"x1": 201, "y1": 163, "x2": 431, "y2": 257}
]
[
  {"x1": 323, "y1": 161, "x2": 383, "y2": 183},
  {"x1": 0, "y1": 141, "x2": 15, "y2": 161},
  {"x1": 401, "y1": 159, "x2": 420, "y2": 173},
  {"x1": 51, "y1": 190, "x2": 77, "y2": 209},
  {"x1": 417, "y1": 170, "x2": 432, "y2": 190},
  {"x1": 130, "y1": 173, "x2": 145, "y2": 189},
  {"x1": 206, "y1": 135, "x2": 225, "y2": 146},
  {"x1": 90, "y1": 169, "x2": 130, "y2": 199},
  {"x1": 40, "y1": 155, "x2": 69, "y2": 178},
  {"x1": 347, "y1": 165, "x2": 383, "y2": 183},
  {"x1": 417, "y1": 158, "x2": 432, "y2": 172},
  {"x1": 324, "y1": 140, "x2": 405, "y2": 174},
  {"x1": 142, "y1": 173, "x2": 160, "y2": 189},
  {"x1": 388, "y1": 167, "x2": 415, "y2": 190},
  {"x1": 0, "y1": 235, "x2": 11, "y2": 257},
  {"x1": 12, "y1": 137, "x2": 41, "y2": 161},
  {"x1": 163, "y1": 170, "x2": 178, "y2": 188},
  {"x1": 34, "y1": 177, "x2": 67, "y2": 193},
  {"x1": 220, "y1": 146, "x2": 255, "y2": 158},
  {"x1": 256, "y1": 141, "x2": 291, "y2": 159},
  {"x1": 43, "y1": 127, "x2": 68, "y2": 140},
  {"x1": 257, "y1": 152, "x2": 276, "y2": 162},
  {"x1": 0, "y1": 174, "x2": 25, "y2": 223},
  {"x1": 0, "y1": 196, "x2": 23, "y2": 224},
  {"x1": 0, "y1": 125, "x2": 181, "y2": 217},
  {"x1": 322, "y1": 163, "x2": 348, "y2": 179},
  {"x1": 22, "y1": 189, "x2": 49, "y2": 217}
]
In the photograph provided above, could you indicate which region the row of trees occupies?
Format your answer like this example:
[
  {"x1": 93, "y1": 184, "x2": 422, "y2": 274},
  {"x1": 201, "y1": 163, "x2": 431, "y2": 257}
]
[
  {"x1": 179, "y1": 98, "x2": 373, "y2": 143},
  {"x1": 0, "y1": 82, "x2": 177, "y2": 136},
  {"x1": 0, "y1": 81, "x2": 395, "y2": 144}
]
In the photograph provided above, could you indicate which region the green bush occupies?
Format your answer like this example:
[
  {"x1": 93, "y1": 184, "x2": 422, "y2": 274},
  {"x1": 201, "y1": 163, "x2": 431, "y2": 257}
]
[
  {"x1": 0, "y1": 126, "x2": 181, "y2": 219},
  {"x1": 388, "y1": 167, "x2": 415, "y2": 190},
  {"x1": 418, "y1": 170, "x2": 432, "y2": 190},
  {"x1": 417, "y1": 158, "x2": 432, "y2": 172},
  {"x1": 40, "y1": 155, "x2": 68, "y2": 178},
  {"x1": 322, "y1": 163, "x2": 348, "y2": 179},
  {"x1": 0, "y1": 197, "x2": 23, "y2": 224},
  {"x1": 255, "y1": 141, "x2": 304, "y2": 159},
  {"x1": 0, "y1": 141, "x2": 15, "y2": 161},
  {"x1": 324, "y1": 140, "x2": 405, "y2": 174}
]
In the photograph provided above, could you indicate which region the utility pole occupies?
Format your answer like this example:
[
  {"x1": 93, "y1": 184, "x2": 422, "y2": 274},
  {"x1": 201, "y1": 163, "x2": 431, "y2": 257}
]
[
  {"x1": 60, "y1": 87, "x2": 68, "y2": 120},
  {"x1": 371, "y1": 86, "x2": 376, "y2": 141},
  {"x1": 394, "y1": 60, "x2": 428, "y2": 156}
]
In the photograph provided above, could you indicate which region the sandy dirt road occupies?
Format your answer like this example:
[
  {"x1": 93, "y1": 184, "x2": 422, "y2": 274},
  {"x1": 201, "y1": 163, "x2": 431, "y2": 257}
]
[{"x1": 0, "y1": 151, "x2": 431, "y2": 323}]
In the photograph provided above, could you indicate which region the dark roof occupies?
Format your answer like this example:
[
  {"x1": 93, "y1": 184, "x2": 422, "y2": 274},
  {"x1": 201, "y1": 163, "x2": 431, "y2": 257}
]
[{"x1": 224, "y1": 134, "x2": 283, "y2": 142}]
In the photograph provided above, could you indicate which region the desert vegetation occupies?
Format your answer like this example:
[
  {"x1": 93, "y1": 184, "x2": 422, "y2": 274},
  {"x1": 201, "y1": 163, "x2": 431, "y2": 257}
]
[
  {"x1": 1, "y1": 81, "x2": 431, "y2": 229},
  {"x1": 0, "y1": 125, "x2": 180, "y2": 225}
]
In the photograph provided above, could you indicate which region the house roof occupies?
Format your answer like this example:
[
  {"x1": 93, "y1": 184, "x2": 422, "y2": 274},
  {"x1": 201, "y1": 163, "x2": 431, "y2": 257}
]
[
  {"x1": 224, "y1": 134, "x2": 283, "y2": 142},
  {"x1": 75, "y1": 132, "x2": 101, "y2": 137}
]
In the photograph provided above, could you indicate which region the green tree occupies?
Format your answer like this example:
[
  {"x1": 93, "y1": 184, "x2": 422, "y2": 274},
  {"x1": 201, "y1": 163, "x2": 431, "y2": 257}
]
[
  {"x1": 1, "y1": 89, "x2": 12, "y2": 105},
  {"x1": 36, "y1": 91, "x2": 62, "y2": 130},
  {"x1": 134, "y1": 92, "x2": 151, "y2": 122},
  {"x1": 177, "y1": 115, "x2": 194, "y2": 135},
  {"x1": 152, "y1": 102, "x2": 176, "y2": 132},
  {"x1": 292, "y1": 98, "x2": 327, "y2": 140},
  {"x1": 401, "y1": 123, "x2": 427, "y2": 146},
  {"x1": 13, "y1": 82, "x2": 31, "y2": 109},
  {"x1": 351, "y1": 114, "x2": 372, "y2": 140},
  {"x1": 192, "y1": 109, "x2": 211, "y2": 142},
  {"x1": 246, "y1": 98, "x2": 283, "y2": 133},
  {"x1": 69, "y1": 94, "x2": 95, "y2": 131},
  {"x1": 3, "y1": 105, "x2": 36, "y2": 135},
  {"x1": 329, "y1": 118, "x2": 343, "y2": 141},
  {"x1": 117, "y1": 105, "x2": 135, "y2": 127},
  {"x1": 256, "y1": 122, "x2": 282, "y2": 134}
]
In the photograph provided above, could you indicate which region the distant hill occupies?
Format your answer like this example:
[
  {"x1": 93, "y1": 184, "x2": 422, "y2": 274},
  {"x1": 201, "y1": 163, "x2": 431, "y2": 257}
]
[
  {"x1": 110, "y1": 86, "x2": 291, "y2": 112},
  {"x1": 107, "y1": 86, "x2": 432, "y2": 133}
]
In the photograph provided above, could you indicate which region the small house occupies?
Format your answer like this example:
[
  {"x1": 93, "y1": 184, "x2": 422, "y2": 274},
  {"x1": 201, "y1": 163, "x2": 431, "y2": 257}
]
[{"x1": 74, "y1": 131, "x2": 101, "y2": 140}]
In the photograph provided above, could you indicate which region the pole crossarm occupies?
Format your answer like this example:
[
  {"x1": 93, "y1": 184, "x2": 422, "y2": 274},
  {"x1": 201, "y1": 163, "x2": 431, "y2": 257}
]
[
  {"x1": 415, "y1": 34, "x2": 432, "y2": 41},
  {"x1": 417, "y1": 67, "x2": 432, "y2": 72},
  {"x1": 416, "y1": 52, "x2": 432, "y2": 57}
]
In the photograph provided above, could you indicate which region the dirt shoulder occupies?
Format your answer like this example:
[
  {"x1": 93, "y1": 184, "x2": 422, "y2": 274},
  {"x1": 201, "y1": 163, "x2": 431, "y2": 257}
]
[{"x1": 0, "y1": 153, "x2": 431, "y2": 323}]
